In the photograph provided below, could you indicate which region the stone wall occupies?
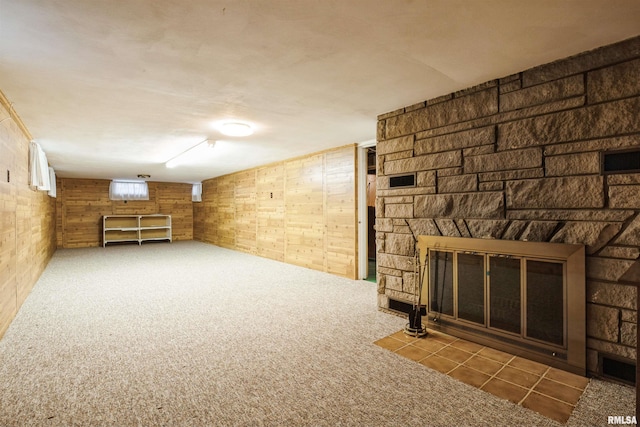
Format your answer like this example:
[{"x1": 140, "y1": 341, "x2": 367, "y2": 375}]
[{"x1": 375, "y1": 36, "x2": 640, "y2": 375}]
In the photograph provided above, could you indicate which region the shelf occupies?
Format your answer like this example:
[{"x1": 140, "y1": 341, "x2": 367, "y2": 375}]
[{"x1": 103, "y1": 215, "x2": 172, "y2": 247}]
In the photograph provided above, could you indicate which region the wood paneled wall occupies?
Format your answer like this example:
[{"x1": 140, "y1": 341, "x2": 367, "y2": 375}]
[
  {"x1": 193, "y1": 145, "x2": 358, "y2": 279},
  {"x1": 56, "y1": 179, "x2": 193, "y2": 248},
  {"x1": 0, "y1": 91, "x2": 56, "y2": 338}
]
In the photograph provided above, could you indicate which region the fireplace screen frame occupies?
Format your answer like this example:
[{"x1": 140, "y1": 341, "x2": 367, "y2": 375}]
[{"x1": 417, "y1": 235, "x2": 586, "y2": 375}]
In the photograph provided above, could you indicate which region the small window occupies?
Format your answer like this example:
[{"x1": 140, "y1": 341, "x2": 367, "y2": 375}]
[
  {"x1": 192, "y1": 183, "x2": 202, "y2": 202},
  {"x1": 109, "y1": 180, "x2": 149, "y2": 201},
  {"x1": 602, "y1": 149, "x2": 640, "y2": 174}
]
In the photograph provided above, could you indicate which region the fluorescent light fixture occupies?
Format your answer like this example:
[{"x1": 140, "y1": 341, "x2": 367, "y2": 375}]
[{"x1": 219, "y1": 122, "x2": 253, "y2": 137}]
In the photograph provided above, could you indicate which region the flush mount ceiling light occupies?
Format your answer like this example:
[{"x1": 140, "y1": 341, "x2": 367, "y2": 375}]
[{"x1": 219, "y1": 122, "x2": 253, "y2": 137}]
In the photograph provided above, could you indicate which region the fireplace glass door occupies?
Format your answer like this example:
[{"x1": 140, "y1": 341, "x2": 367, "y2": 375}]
[{"x1": 428, "y1": 249, "x2": 567, "y2": 349}]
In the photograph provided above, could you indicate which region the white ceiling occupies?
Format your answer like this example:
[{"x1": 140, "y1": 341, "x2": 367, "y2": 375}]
[{"x1": 1, "y1": 0, "x2": 639, "y2": 183}]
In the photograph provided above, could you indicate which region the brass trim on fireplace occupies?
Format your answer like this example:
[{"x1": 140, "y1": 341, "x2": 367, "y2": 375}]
[{"x1": 417, "y1": 235, "x2": 586, "y2": 375}]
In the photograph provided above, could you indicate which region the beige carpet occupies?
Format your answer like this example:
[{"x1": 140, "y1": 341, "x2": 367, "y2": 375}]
[{"x1": 0, "y1": 241, "x2": 634, "y2": 426}]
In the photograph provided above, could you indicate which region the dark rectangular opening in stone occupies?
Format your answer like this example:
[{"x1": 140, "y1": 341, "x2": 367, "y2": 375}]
[
  {"x1": 389, "y1": 174, "x2": 415, "y2": 188},
  {"x1": 388, "y1": 298, "x2": 413, "y2": 314},
  {"x1": 603, "y1": 150, "x2": 640, "y2": 174},
  {"x1": 601, "y1": 355, "x2": 636, "y2": 386}
]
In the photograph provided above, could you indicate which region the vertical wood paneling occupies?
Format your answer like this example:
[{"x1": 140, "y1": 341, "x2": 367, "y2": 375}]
[
  {"x1": 325, "y1": 146, "x2": 357, "y2": 278},
  {"x1": 193, "y1": 144, "x2": 358, "y2": 279},
  {"x1": 216, "y1": 175, "x2": 236, "y2": 249},
  {"x1": 256, "y1": 164, "x2": 285, "y2": 261},
  {"x1": 0, "y1": 92, "x2": 56, "y2": 338},
  {"x1": 234, "y1": 170, "x2": 257, "y2": 254},
  {"x1": 57, "y1": 179, "x2": 193, "y2": 248},
  {"x1": 285, "y1": 154, "x2": 326, "y2": 272}
]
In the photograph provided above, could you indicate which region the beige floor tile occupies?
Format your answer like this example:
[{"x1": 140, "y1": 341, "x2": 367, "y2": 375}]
[
  {"x1": 508, "y1": 356, "x2": 549, "y2": 376},
  {"x1": 544, "y1": 367, "x2": 589, "y2": 390},
  {"x1": 463, "y1": 354, "x2": 504, "y2": 376},
  {"x1": 396, "y1": 344, "x2": 431, "y2": 362},
  {"x1": 449, "y1": 339, "x2": 484, "y2": 354},
  {"x1": 534, "y1": 378, "x2": 584, "y2": 405},
  {"x1": 522, "y1": 391, "x2": 574, "y2": 424},
  {"x1": 436, "y1": 345, "x2": 473, "y2": 364},
  {"x1": 477, "y1": 346, "x2": 514, "y2": 363},
  {"x1": 411, "y1": 337, "x2": 447, "y2": 352},
  {"x1": 420, "y1": 354, "x2": 458, "y2": 374},
  {"x1": 449, "y1": 365, "x2": 491, "y2": 388},
  {"x1": 481, "y1": 378, "x2": 529, "y2": 404},
  {"x1": 495, "y1": 366, "x2": 541, "y2": 389},
  {"x1": 390, "y1": 330, "x2": 419, "y2": 343},
  {"x1": 374, "y1": 336, "x2": 407, "y2": 351}
]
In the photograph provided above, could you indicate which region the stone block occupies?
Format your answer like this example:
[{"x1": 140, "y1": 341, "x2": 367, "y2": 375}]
[
  {"x1": 550, "y1": 222, "x2": 622, "y2": 254},
  {"x1": 405, "y1": 102, "x2": 426, "y2": 112},
  {"x1": 498, "y1": 97, "x2": 585, "y2": 125},
  {"x1": 434, "y1": 219, "x2": 461, "y2": 237},
  {"x1": 377, "y1": 175, "x2": 389, "y2": 190},
  {"x1": 378, "y1": 266, "x2": 402, "y2": 277},
  {"x1": 621, "y1": 309, "x2": 635, "y2": 323},
  {"x1": 415, "y1": 192, "x2": 505, "y2": 219},
  {"x1": 507, "y1": 209, "x2": 634, "y2": 222},
  {"x1": 545, "y1": 152, "x2": 601, "y2": 176},
  {"x1": 384, "y1": 196, "x2": 414, "y2": 205},
  {"x1": 479, "y1": 182, "x2": 504, "y2": 192},
  {"x1": 385, "y1": 233, "x2": 415, "y2": 256},
  {"x1": 498, "y1": 98, "x2": 640, "y2": 150},
  {"x1": 438, "y1": 167, "x2": 464, "y2": 177},
  {"x1": 587, "y1": 337, "x2": 636, "y2": 361},
  {"x1": 378, "y1": 187, "x2": 436, "y2": 197},
  {"x1": 588, "y1": 58, "x2": 640, "y2": 103},
  {"x1": 377, "y1": 135, "x2": 414, "y2": 155},
  {"x1": 406, "y1": 219, "x2": 441, "y2": 240},
  {"x1": 463, "y1": 145, "x2": 494, "y2": 157},
  {"x1": 385, "y1": 88, "x2": 498, "y2": 138},
  {"x1": 384, "y1": 203, "x2": 413, "y2": 219},
  {"x1": 417, "y1": 171, "x2": 436, "y2": 187},
  {"x1": 375, "y1": 218, "x2": 393, "y2": 233},
  {"x1": 478, "y1": 168, "x2": 543, "y2": 182},
  {"x1": 502, "y1": 220, "x2": 528, "y2": 240},
  {"x1": 544, "y1": 135, "x2": 640, "y2": 156},
  {"x1": 620, "y1": 260, "x2": 640, "y2": 284},
  {"x1": 506, "y1": 176, "x2": 604, "y2": 209},
  {"x1": 609, "y1": 185, "x2": 640, "y2": 209},
  {"x1": 415, "y1": 126, "x2": 495, "y2": 155},
  {"x1": 586, "y1": 257, "x2": 636, "y2": 282},
  {"x1": 519, "y1": 221, "x2": 558, "y2": 242},
  {"x1": 384, "y1": 151, "x2": 462, "y2": 175},
  {"x1": 621, "y1": 321, "x2": 637, "y2": 347},
  {"x1": 386, "y1": 275, "x2": 403, "y2": 292},
  {"x1": 500, "y1": 75, "x2": 584, "y2": 112},
  {"x1": 393, "y1": 225, "x2": 411, "y2": 234},
  {"x1": 608, "y1": 174, "x2": 640, "y2": 185},
  {"x1": 598, "y1": 246, "x2": 640, "y2": 259},
  {"x1": 614, "y1": 215, "x2": 640, "y2": 246},
  {"x1": 466, "y1": 219, "x2": 509, "y2": 239},
  {"x1": 385, "y1": 150, "x2": 413, "y2": 161},
  {"x1": 522, "y1": 37, "x2": 640, "y2": 87},
  {"x1": 377, "y1": 253, "x2": 415, "y2": 272},
  {"x1": 587, "y1": 280, "x2": 637, "y2": 310},
  {"x1": 377, "y1": 120, "x2": 386, "y2": 141},
  {"x1": 455, "y1": 219, "x2": 471, "y2": 238},
  {"x1": 465, "y1": 148, "x2": 542, "y2": 174},
  {"x1": 500, "y1": 79, "x2": 521, "y2": 94},
  {"x1": 438, "y1": 174, "x2": 477, "y2": 193},
  {"x1": 403, "y1": 272, "x2": 417, "y2": 295},
  {"x1": 385, "y1": 289, "x2": 414, "y2": 304},
  {"x1": 587, "y1": 304, "x2": 619, "y2": 342}
]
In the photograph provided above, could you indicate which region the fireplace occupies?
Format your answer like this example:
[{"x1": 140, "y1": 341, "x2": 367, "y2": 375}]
[{"x1": 417, "y1": 236, "x2": 586, "y2": 375}]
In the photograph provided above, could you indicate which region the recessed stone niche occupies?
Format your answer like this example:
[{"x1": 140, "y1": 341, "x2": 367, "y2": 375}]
[{"x1": 375, "y1": 35, "x2": 640, "y2": 378}]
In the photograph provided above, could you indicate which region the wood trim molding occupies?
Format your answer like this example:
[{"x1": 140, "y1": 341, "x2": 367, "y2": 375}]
[{"x1": 0, "y1": 89, "x2": 33, "y2": 140}]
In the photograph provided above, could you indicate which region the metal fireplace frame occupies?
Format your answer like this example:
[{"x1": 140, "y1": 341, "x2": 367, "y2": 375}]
[{"x1": 417, "y1": 235, "x2": 586, "y2": 376}]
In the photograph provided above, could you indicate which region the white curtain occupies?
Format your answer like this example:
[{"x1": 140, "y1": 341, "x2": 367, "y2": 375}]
[
  {"x1": 192, "y1": 183, "x2": 202, "y2": 202},
  {"x1": 29, "y1": 141, "x2": 51, "y2": 191},
  {"x1": 109, "y1": 180, "x2": 149, "y2": 201},
  {"x1": 47, "y1": 167, "x2": 57, "y2": 198}
]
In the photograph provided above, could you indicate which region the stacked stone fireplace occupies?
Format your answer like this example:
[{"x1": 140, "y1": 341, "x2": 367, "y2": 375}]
[{"x1": 375, "y1": 36, "x2": 640, "y2": 379}]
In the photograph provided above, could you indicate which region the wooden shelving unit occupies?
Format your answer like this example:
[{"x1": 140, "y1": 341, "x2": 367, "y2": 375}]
[{"x1": 103, "y1": 215, "x2": 171, "y2": 247}]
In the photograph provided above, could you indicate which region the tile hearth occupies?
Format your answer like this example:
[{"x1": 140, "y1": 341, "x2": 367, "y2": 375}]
[{"x1": 375, "y1": 329, "x2": 590, "y2": 424}]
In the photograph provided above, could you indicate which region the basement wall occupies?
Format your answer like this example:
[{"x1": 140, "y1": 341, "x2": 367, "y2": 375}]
[
  {"x1": 56, "y1": 179, "x2": 193, "y2": 248},
  {"x1": 0, "y1": 92, "x2": 56, "y2": 339},
  {"x1": 375, "y1": 36, "x2": 640, "y2": 376},
  {"x1": 193, "y1": 144, "x2": 358, "y2": 280}
]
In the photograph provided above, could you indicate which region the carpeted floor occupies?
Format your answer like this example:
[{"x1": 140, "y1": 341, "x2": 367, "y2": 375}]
[{"x1": 0, "y1": 241, "x2": 634, "y2": 426}]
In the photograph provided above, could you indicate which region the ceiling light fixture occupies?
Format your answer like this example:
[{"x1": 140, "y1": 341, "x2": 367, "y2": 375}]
[
  {"x1": 219, "y1": 122, "x2": 253, "y2": 137},
  {"x1": 165, "y1": 138, "x2": 211, "y2": 169}
]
